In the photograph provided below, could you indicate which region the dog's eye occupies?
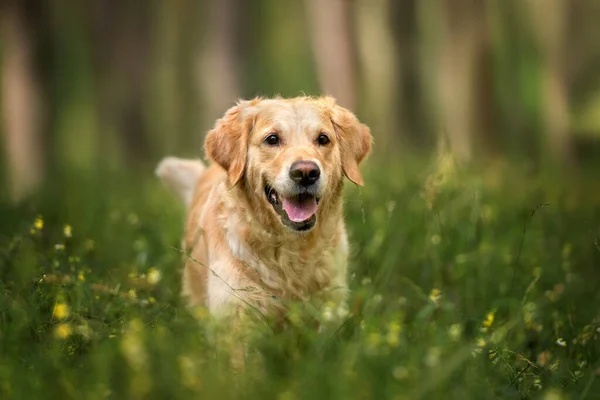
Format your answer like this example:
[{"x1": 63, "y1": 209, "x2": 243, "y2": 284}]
[
  {"x1": 264, "y1": 134, "x2": 280, "y2": 146},
  {"x1": 317, "y1": 133, "x2": 330, "y2": 146}
]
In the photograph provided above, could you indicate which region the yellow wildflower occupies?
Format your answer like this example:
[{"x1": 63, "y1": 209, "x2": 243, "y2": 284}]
[
  {"x1": 146, "y1": 268, "x2": 162, "y2": 285},
  {"x1": 482, "y1": 311, "x2": 495, "y2": 328},
  {"x1": 53, "y1": 302, "x2": 70, "y2": 320},
  {"x1": 77, "y1": 271, "x2": 85, "y2": 282},
  {"x1": 55, "y1": 244, "x2": 65, "y2": 251},
  {"x1": 448, "y1": 324, "x2": 462, "y2": 341},
  {"x1": 63, "y1": 225, "x2": 72, "y2": 238},
  {"x1": 556, "y1": 338, "x2": 567, "y2": 347},
  {"x1": 476, "y1": 337, "x2": 486, "y2": 348},
  {"x1": 34, "y1": 217, "x2": 44, "y2": 231},
  {"x1": 428, "y1": 288, "x2": 442, "y2": 305},
  {"x1": 55, "y1": 323, "x2": 72, "y2": 339},
  {"x1": 128, "y1": 289, "x2": 137, "y2": 300}
]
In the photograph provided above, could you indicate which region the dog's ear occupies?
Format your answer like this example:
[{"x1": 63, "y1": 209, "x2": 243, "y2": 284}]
[
  {"x1": 204, "y1": 100, "x2": 257, "y2": 187},
  {"x1": 155, "y1": 157, "x2": 205, "y2": 207},
  {"x1": 327, "y1": 98, "x2": 373, "y2": 186}
]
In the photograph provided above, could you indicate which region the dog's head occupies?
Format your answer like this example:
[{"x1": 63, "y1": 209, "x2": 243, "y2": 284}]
[{"x1": 205, "y1": 96, "x2": 372, "y2": 233}]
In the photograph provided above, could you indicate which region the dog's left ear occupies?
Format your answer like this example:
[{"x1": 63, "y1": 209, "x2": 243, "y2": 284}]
[
  {"x1": 204, "y1": 99, "x2": 258, "y2": 187},
  {"x1": 327, "y1": 98, "x2": 373, "y2": 186}
]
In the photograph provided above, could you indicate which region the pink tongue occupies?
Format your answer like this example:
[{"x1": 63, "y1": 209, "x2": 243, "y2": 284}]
[{"x1": 281, "y1": 196, "x2": 318, "y2": 222}]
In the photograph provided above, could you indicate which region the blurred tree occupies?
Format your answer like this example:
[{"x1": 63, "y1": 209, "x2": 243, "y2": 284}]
[
  {"x1": 305, "y1": 0, "x2": 356, "y2": 110},
  {"x1": 244, "y1": 0, "x2": 318, "y2": 98},
  {"x1": 354, "y1": 0, "x2": 399, "y2": 150},
  {"x1": 391, "y1": 0, "x2": 433, "y2": 149},
  {"x1": 432, "y1": 0, "x2": 493, "y2": 163},
  {"x1": 197, "y1": 0, "x2": 241, "y2": 124},
  {"x1": 567, "y1": 1, "x2": 600, "y2": 160},
  {"x1": 2, "y1": 0, "x2": 599, "y2": 192},
  {"x1": 1, "y1": 0, "x2": 55, "y2": 201},
  {"x1": 84, "y1": 0, "x2": 154, "y2": 167},
  {"x1": 567, "y1": 1, "x2": 600, "y2": 113},
  {"x1": 527, "y1": 0, "x2": 573, "y2": 164}
]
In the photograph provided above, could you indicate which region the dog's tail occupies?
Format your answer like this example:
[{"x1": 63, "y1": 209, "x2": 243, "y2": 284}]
[{"x1": 155, "y1": 157, "x2": 206, "y2": 208}]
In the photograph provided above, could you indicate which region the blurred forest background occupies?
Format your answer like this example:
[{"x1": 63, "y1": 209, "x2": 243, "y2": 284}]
[{"x1": 2, "y1": 0, "x2": 600, "y2": 201}]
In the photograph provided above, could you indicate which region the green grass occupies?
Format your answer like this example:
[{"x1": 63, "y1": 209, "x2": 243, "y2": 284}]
[{"x1": 1, "y1": 156, "x2": 599, "y2": 400}]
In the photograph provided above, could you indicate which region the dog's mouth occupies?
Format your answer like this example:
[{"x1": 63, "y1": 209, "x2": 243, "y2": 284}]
[{"x1": 265, "y1": 185, "x2": 320, "y2": 232}]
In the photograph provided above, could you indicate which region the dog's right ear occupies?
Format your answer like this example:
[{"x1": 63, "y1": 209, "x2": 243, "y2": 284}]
[
  {"x1": 204, "y1": 99, "x2": 259, "y2": 187},
  {"x1": 155, "y1": 157, "x2": 205, "y2": 208}
]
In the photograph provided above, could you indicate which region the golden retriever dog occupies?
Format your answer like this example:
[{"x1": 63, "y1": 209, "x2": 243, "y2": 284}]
[{"x1": 156, "y1": 96, "x2": 372, "y2": 329}]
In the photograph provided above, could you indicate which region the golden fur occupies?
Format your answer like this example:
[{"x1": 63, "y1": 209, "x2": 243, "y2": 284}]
[{"x1": 156, "y1": 96, "x2": 372, "y2": 325}]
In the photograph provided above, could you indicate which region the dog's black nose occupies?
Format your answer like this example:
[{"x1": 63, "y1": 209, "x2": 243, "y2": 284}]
[{"x1": 289, "y1": 161, "x2": 320, "y2": 186}]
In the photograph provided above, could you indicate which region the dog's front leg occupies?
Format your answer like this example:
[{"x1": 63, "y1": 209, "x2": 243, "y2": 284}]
[{"x1": 206, "y1": 266, "x2": 270, "y2": 371}]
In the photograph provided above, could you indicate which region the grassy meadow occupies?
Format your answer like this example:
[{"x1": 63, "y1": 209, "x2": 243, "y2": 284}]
[{"x1": 0, "y1": 152, "x2": 599, "y2": 400}]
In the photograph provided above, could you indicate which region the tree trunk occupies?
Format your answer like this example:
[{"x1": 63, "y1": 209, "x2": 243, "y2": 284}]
[
  {"x1": 433, "y1": 0, "x2": 491, "y2": 164},
  {"x1": 1, "y1": 2, "x2": 48, "y2": 201},
  {"x1": 196, "y1": 0, "x2": 241, "y2": 125},
  {"x1": 305, "y1": 0, "x2": 356, "y2": 110},
  {"x1": 354, "y1": 0, "x2": 400, "y2": 151},
  {"x1": 85, "y1": 0, "x2": 153, "y2": 167},
  {"x1": 527, "y1": 0, "x2": 573, "y2": 164}
]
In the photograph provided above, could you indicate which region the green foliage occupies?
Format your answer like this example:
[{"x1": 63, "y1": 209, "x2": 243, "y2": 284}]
[{"x1": 0, "y1": 159, "x2": 599, "y2": 400}]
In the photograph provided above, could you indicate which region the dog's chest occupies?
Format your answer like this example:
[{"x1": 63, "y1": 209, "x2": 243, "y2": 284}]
[{"x1": 227, "y1": 230, "x2": 345, "y2": 299}]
